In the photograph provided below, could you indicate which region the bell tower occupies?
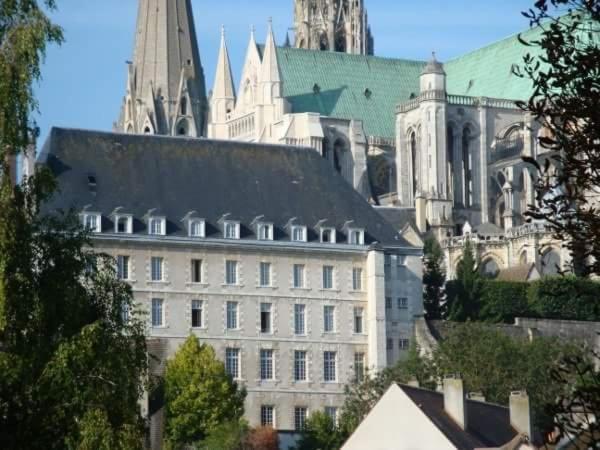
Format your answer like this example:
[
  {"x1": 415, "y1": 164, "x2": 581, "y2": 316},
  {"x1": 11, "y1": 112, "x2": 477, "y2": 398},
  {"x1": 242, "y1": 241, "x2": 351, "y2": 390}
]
[
  {"x1": 294, "y1": 0, "x2": 374, "y2": 55},
  {"x1": 115, "y1": 0, "x2": 208, "y2": 138}
]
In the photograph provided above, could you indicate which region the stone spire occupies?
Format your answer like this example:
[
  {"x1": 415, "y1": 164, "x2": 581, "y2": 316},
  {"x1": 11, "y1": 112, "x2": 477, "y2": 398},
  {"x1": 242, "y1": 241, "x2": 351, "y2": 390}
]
[
  {"x1": 294, "y1": 0, "x2": 374, "y2": 55},
  {"x1": 116, "y1": 0, "x2": 208, "y2": 137},
  {"x1": 208, "y1": 27, "x2": 236, "y2": 137},
  {"x1": 259, "y1": 19, "x2": 282, "y2": 103}
]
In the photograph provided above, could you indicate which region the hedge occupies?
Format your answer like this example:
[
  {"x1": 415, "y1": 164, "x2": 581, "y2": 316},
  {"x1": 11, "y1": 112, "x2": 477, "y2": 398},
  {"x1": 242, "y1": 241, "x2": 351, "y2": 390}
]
[{"x1": 444, "y1": 276, "x2": 600, "y2": 323}]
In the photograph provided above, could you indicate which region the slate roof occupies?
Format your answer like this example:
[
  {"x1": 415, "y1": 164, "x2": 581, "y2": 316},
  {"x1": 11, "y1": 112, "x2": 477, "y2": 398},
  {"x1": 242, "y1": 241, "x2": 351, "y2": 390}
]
[
  {"x1": 375, "y1": 206, "x2": 418, "y2": 233},
  {"x1": 272, "y1": 25, "x2": 544, "y2": 139},
  {"x1": 39, "y1": 128, "x2": 411, "y2": 248},
  {"x1": 399, "y1": 384, "x2": 520, "y2": 449}
]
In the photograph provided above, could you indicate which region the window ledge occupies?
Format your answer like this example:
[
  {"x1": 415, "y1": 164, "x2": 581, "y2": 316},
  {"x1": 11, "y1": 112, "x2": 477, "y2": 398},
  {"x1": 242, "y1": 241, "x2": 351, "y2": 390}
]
[
  {"x1": 291, "y1": 287, "x2": 311, "y2": 291},
  {"x1": 319, "y1": 289, "x2": 341, "y2": 293},
  {"x1": 221, "y1": 284, "x2": 245, "y2": 288},
  {"x1": 186, "y1": 282, "x2": 209, "y2": 287},
  {"x1": 148, "y1": 281, "x2": 170, "y2": 286},
  {"x1": 256, "y1": 285, "x2": 278, "y2": 290},
  {"x1": 348, "y1": 290, "x2": 365, "y2": 294}
]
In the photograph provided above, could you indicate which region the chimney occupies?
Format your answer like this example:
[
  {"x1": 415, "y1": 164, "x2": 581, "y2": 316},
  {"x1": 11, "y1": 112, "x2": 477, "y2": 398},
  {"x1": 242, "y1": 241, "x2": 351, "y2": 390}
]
[
  {"x1": 443, "y1": 376, "x2": 467, "y2": 430},
  {"x1": 509, "y1": 391, "x2": 532, "y2": 440},
  {"x1": 407, "y1": 379, "x2": 420, "y2": 388},
  {"x1": 467, "y1": 392, "x2": 486, "y2": 402},
  {"x1": 415, "y1": 194, "x2": 427, "y2": 233}
]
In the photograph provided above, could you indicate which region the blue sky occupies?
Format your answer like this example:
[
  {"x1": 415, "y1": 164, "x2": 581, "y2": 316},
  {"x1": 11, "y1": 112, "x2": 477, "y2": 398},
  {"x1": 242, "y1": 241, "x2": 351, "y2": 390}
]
[{"x1": 36, "y1": 0, "x2": 536, "y2": 147}]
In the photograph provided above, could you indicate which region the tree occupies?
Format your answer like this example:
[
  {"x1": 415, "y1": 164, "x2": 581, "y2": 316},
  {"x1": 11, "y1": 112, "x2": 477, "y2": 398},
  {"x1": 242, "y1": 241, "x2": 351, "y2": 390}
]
[
  {"x1": 243, "y1": 426, "x2": 279, "y2": 450},
  {"x1": 294, "y1": 412, "x2": 346, "y2": 450},
  {"x1": 446, "y1": 239, "x2": 483, "y2": 321},
  {"x1": 515, "y1": 1, "x2": 600, "y2": 276},
  {"x1": 163, "y1": 336, "x2": 246, "y2": 447},
  {"x1": 545, "y1": 352, "x2": 600, "y2": 448},
  {"x1": 195, "y1": 420, "x2": 249, "y2": 450},
  {"x1": 423, "y1": 237, "x2": 446, "y2": 320}
]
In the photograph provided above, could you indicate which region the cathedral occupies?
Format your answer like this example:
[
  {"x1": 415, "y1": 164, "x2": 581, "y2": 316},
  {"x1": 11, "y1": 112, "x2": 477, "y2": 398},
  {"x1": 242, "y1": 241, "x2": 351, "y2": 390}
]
[{"x1": 113, "y1": 0, "x2": 566, "y2": 279}]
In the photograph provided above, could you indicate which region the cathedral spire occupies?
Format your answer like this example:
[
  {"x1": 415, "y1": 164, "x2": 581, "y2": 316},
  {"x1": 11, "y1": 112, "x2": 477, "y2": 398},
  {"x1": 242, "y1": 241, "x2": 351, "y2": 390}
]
[
  {"x1": 208, "y1": 26, "x2": 236, "y2": 134},
  {"x1": 116, "y1": 0, "x2": 207, "y2": 137},
  {"x1": 259, "y1": 19, "x2": 282, "y2": 102}
]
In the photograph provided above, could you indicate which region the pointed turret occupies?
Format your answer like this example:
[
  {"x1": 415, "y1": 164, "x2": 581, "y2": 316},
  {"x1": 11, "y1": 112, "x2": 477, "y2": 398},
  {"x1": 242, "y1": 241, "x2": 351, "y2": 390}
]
[
  {"x1": 208, "y1": 27, "x2": 237, "y2": 138},
  {"x1": 259, "y1": 19, "x2": 282, "y2": 103},
  {"x1": 115, "y1": 0, "x2": 207, "y2": 137}
]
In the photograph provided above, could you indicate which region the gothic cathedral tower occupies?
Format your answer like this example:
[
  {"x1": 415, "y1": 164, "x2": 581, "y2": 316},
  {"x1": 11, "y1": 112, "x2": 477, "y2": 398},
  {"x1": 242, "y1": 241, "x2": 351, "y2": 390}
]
[
  {"x1": 115, "y1": 0, "x2": 208, "y2": 137},
  {"x1": 294, "y1": 0, "x2": 374, "y2": 55}
]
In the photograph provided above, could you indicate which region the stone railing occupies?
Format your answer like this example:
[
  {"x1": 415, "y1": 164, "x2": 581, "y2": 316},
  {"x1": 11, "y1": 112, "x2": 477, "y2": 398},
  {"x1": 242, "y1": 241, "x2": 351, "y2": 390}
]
[
  {"x1": 397, "y1": 93, "x2": 520, "y2": 114},
  {"x1": 368, "y1": 136, "x2": 395, "y2": 147},
  {"x1": 506, "y1": 222, "x2": 549, "y2": 238},
  {"x1": 228, "y1": 112, "x2": 255, "y2": 139}
]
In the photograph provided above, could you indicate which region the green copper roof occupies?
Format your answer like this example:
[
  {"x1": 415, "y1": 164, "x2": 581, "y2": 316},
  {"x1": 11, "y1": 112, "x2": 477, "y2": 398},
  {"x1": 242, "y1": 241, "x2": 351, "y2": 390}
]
[
  {"x1": 276, "y1": 47, "x2": 425, "y2": 139},
  {"x1": 445, "y1": 26, "x2": 544, "y2": 100},
  {"x1": 274, "y1": 25, "x2": 546, "y2": 139}
]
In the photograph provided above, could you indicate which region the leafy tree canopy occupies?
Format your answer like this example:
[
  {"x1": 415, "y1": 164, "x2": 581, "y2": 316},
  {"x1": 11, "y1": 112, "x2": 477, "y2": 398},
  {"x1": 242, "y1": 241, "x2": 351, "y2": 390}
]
[
  {"x1": 163, "y1": 336, "x2": 246, "y2": 447},
  {"x1": 423, "y1": 237, "x2": 446, "y2": 320}
]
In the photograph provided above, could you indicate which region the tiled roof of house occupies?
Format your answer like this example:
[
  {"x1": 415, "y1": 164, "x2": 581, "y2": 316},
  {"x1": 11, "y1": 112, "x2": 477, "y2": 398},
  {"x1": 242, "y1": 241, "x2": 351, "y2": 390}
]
[
  {"x1": 39, "y1": 128, "x2": 411, "y2": 248},
  {"x1": 495, "y1": 263, "x2": 538, "y2": 282}
]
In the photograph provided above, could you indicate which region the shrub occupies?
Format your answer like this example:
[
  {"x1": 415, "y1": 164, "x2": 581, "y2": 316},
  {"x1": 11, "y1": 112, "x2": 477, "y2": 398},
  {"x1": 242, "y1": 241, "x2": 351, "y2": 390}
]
[
  {"x1": 479, "y1": 281, "x2": 530, "y2": 323},
  {"x1": 527, "y1": 276, "x2": 600, "y2": 321}
]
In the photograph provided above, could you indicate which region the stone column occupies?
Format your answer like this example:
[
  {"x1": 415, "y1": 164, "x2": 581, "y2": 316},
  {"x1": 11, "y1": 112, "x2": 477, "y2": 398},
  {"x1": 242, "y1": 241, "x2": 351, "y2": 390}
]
[
  {"x1": 367, "y1": 249, "x2": 387, "y2": 373},
  {"x1": 478, "y1": 100, "x2": 489, "y2": 223}
]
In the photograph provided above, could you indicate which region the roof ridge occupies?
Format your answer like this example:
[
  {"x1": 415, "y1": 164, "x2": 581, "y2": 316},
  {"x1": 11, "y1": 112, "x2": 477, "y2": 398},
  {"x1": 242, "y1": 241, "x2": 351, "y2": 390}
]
[{"x1": 272, "y1": 44, "x2": 427, "y2": 65}]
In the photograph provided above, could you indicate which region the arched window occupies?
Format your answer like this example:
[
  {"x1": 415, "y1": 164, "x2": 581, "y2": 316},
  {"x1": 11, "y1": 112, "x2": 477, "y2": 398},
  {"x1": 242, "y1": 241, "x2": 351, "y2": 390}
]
[
  {"x1": 143, "y1": 126, "x2": 151, "y2": 134},
  {"x1": 481, "y1": 258, "x2": 500, "y2": 278},
  {"x1": 462, "y1": 126, "x2": 472, "y2": 208},
  {"x1": 335, "y1": 31, "x2": 346, "y2": 52},
  {"x1": 410, "y1": 132, "x2": 418, "y2": 199},
  {"x1": 322, "y1": 138, "x2": 330, "y2": 160},
  {"x1": 333, "y1": 139, "x2": 344, "y2": 174},
  {"x1": 177, "y1": 120, "x2": 188, "y2": 136},
  {"x1": 447, "y1": 127, "x2": 455, "y2": 196},
  {"x1": 319, "y1": 34, "x2": 329, "y2": 51},
  {"x1": 180, "y1": 97, "x2": 187, "y2": 116}
]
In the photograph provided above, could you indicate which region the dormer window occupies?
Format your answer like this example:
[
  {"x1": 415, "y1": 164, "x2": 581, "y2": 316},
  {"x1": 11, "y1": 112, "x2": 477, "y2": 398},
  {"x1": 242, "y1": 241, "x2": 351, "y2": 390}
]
[
  {"x1": 348, "y1": 229, "x2": 365, "y2": 245},
  {"x1": 320, "y1": 227, "x2": 336, "y2": 244},
  {"x1": 148, "y1": 217, "x2": 166, "y2": 236},
  {"x1": 114, "y1": 215, "x2": 133, "y2": 234},
  {"x1": 257, "y1": 223, "x2": 274, "y2": 241},
  {"x1": 224, "y1": 221, "x2": 240, "y2": 240},
  {"x1": 291, "y1": 225, "x2": 307, "y2": 243},
  {"x1": 82, "y1": 213, "x2": 101, "y2": 233},
  {"x1": 189, "y1": 219, "x2": 206, "y2": 238}
]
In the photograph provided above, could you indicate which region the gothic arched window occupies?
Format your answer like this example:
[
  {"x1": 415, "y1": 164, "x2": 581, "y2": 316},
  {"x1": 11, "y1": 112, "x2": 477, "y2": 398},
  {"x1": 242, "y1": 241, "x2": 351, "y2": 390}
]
[
  {"x1": 319, "y1": 34, "x2": 329, "y2": 51},
  {"x1": 177, "y1": 119, "x2": 188, "y2": 136},
  {"x1": 180, "y1": 97, "x2": 187, "y2": 116},
  {"x1": 333, "y1": 139, "x2": 344, "y2": 173},
  {"x1": 335, "y1": 31, "x2": 346, "y2": 53},
  {"x1": 462, "y1": 126, "x2": 472, "y2": 208},
  {"x1": 410, "y1": 131, "x2": 418, "y2": 199},
  {"x1": 447, "y1": 126, "x2": 455, "y2": 197}
]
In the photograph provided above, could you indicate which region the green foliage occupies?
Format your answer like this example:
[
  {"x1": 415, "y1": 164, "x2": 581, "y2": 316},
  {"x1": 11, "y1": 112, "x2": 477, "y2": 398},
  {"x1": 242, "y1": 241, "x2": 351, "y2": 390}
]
[
  {"x1": 515, "y1": 1, "x2": 600, "y2": 276},
  {"x1": 163, "y1": 336, "x2": 246, "y2": 447},
  {"x1": 294, "y1": 412, "x2": 346, "y2": 450},
  {"x1": 196, "y1": 420, "x2": 249, "y2": 450},
  {"x1": 423, "y1": 237, "x2": 446, "y2": 320},
  {"x1": 66, "y1": 409, "x2": 143, "y2": 450},
  {"x1": 446, "y1": 240, "x2": 483, "y2": 321},
  {"x1": 479, "y1": 281, "x2": 530, "y2": 323},
  {"x1": 528, "y1": 276, "x2": 600, "y2": 321},
  {"x1": 0, "y1": 0, "x2": 63, "y2": 165},
  {"x1": 0, "y1": 171, "x2": 148, "y2": 449}
]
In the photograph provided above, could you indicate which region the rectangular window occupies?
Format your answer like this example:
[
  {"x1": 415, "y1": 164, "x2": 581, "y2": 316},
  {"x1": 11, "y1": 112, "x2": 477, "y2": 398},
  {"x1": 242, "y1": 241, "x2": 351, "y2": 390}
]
[
  {"x1": 322, "y1": 265, "x2": 334, "y2": 290},
  {"x1": 191, "y1": 259, "x2": 202, "y2": 283},
  {"x1": 293, "y1": 264, "x2": 305, "y2": 288},
  {"x1": 349, "y1": 229, "x2": 364, "y2": 245},
  {"x1": 294, "y1": 350, "x2": 307, "y2": 382},
  {"x1": 386, "y1": 339, "x2": 393, "y2": 350},
  {"x1": 352, "y1": 268, "x2": 363, "y2": 291},
  {"x1": 225, "y1": 348, "x2": 240, "y2": 379},
  {"x1": 397, "y1": 298, "x2": 408, "y2": 310},
  {"x1": 149, "y1": 218, "x2": 163, "y2": 235},
  {"x1": 292, "y1": 226, "x2": 306, "y2": 242},
  {"x1": 385, "y1": 297, "x2": 392, "y2": 309},
  {"x1": 260, "y1": 406, "x2": 274, "y2": 427},
  {"x1": 260, "y1": 349, "x2": 274, "y2": 380},
  {"x1": 325, "y1": 407, "x2": 338, "y2": 424},
  {"x1": 399, "y1": 339, "x2": 410, "y2": 351},
  {"x1": 191, "y1": 300, "x2": 203, "y2": 328},
  {"x1": 151, "y1": 257, "x2": 163, "y2": 282},
  {"x1": 294, "y1": 407, "x2": 308, "y2": 431},
  {"x1": 117, "y1": 255, "x2": 130, "y2": 280},
  {"x1": 323, "y1": 351, "x2": 337, "y2": 382},
  {"x1": 294, "y1": 304, "x2": 306, "y2": 335},
  {"x1": 226, "y1": 301, "x2": 239, "y2": 329},
  {"x1": 354, "y1": 353, "x2": 365, "y2": 382},
  {"x1": 260, "y1": 303, "x2": 272, "y2": 334},
  {"x1": 224, "y1": 222, "x2": 238, "y2": 239},
  {"x1": 259, "y1": 262, "x2": 271, "y2": 287},
  {"x1": 353, "y1": 307, "x2": 364, "y2": 334},
  {"x1": 151, "y1": 298, "x2": 163, "y2": 327},
  {"x1": 190, "y1": 220, "x2": 205, "y2": 237},
  {"x1": 225, "y1": 260, "x2": 238, "y2": 285},
  {"x1": 258, "y1": 223, "x2": 273, "y2": 241},
  {"x1": 116, "y1": 216, "x2": 131, "y2": 234},
  {"x1": 84, "y1": 214, "x2": 99, "y2": 232},
  {"x1": 323, "y1": 305, "x2": 335, "y2": 333}
]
